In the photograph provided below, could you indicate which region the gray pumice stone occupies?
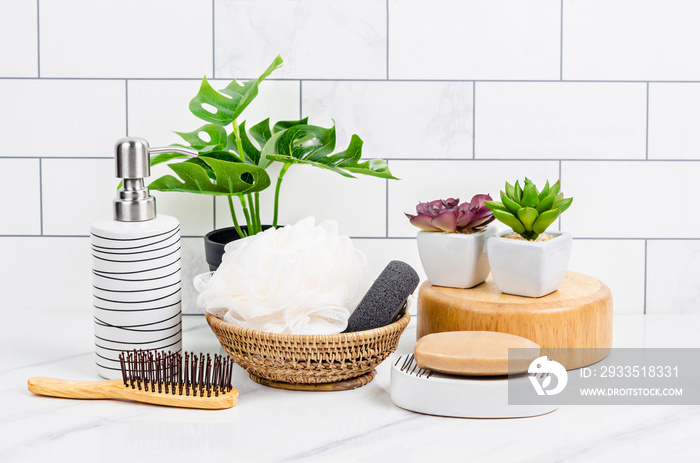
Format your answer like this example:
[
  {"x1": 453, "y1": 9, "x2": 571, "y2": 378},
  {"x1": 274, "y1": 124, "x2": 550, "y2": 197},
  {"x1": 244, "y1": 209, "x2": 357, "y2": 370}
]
[{"x1": 344, "y1": 260, "x2": 420, "y2": 333}]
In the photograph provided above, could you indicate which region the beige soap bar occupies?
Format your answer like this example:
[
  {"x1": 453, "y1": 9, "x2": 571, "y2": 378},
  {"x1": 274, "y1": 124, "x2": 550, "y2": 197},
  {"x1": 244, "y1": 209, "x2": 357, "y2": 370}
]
[{"x1": 414, "y1": 331, "x2": 540, "y2": 376}]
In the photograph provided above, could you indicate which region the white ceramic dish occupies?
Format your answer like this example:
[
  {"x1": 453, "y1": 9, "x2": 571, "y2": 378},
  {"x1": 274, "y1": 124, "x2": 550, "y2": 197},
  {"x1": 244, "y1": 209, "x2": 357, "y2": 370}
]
[{"x1": 390, "y1": 354, "x2": 557, "y2": 418}]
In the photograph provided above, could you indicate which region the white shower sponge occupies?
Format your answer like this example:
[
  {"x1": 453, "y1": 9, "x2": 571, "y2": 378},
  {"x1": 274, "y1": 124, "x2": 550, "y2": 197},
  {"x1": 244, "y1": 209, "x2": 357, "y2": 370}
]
[{"x1": 196, "y1": 217, "x2": 368, "y2": 335}]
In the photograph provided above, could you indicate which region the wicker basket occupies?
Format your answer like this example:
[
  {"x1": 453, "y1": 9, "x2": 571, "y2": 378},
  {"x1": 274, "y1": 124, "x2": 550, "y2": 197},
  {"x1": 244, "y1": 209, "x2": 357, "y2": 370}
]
[{"x1": 206, "y1": 311, "x2": 411, "y2": 388}]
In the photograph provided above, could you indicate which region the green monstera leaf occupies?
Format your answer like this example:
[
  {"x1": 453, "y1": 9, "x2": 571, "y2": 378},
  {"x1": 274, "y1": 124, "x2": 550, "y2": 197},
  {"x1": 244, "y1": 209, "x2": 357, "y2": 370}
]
[
  {"x1": 183, "y1": 151, "x2": 245, "y2": 180},
  {"x1": 148, "y1": 155, "x2": 270, "y2": 196},
  {"x1": 148, "y1": 54, "x2": 398, "y2": 237},
  {"x1": 173, "y1": 124, "x2": 228, "y2": 153},
  {"x1": 260, "y1": 124, "x2": 397, "y2": 180},
  {"x1": 226, "y1": 121, "x2": 261, "y2": 165},
  {"x1": 150, "y1": 151, "x2": 191, "y2": 167},
  {"x1": 231, "y1": 117, "x2": 311, "y2": 166},
  {"x1": 189, "y1": 56, "x2": 283, "y2": 126}
]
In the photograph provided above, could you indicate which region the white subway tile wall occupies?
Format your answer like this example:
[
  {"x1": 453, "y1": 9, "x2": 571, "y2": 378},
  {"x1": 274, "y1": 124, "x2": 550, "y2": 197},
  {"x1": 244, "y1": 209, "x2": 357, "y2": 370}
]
[
  {"x1": 0, "y1": 80, "x2": 125, "y2": 157},
  {"x1": 0, "y1": 0, "x2": 37, "y2": 77},
  {"x1": 303, "y1": 81, "x2": 474, "y2": 158},
  {"x1": 152, "y1": 190, "x2": 214, "y2": 237},
  {"x1": 647, "y1": 241, "x2": 700, "y2": 315},
  {"x1": 568, "y1": 240, "x2": 646, "y2": 314},
  {"x1": 563, "y1": 0, "x2": 700, "y2": 81},
  {"x1": 0, "y1": 159, "x2": 41, "y2": 235},
  {"x1": 2, "y1": 0, "x2": 698, "y2": 315},
  {"x1": 214, "y1": 0, "x2": 386, "y2": 79},
  {"x1": 213, "y1": 164, "x2": 386, "y2": 238},
  {"x1": 475, "y1": 83, "x2": 647, "y2": 159},
  {"x1": 562, "y1": 161, "x2": 700, "y2": 239},
  {"x1": 41, "y1": 159, "x2": 115, "y2": 236},
  {"x1": 40, "y1": 0, "x2": 213, "y2": 78},
  {"x1": 0, "y1": 237, "x2": 93, "y2": 311},
  {"x1": 648, "y1": 84, "x2": 700, "y2": 159},
  {"x1": 389, "y1": 0, "x2": 561, "y2": 80}
]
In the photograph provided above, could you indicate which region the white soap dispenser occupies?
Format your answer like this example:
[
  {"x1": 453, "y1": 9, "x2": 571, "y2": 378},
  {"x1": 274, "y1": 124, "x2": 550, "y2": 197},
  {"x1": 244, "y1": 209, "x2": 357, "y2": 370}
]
[{"x1": 90, "y1": 137, "x2": 194, "y2": 379}]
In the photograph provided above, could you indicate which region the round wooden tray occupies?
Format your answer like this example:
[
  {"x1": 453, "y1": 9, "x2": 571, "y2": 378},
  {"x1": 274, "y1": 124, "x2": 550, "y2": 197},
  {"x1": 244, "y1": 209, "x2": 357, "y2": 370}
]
[{"x1": 417, "y1": 271, "x2": 612, "y2": 370}]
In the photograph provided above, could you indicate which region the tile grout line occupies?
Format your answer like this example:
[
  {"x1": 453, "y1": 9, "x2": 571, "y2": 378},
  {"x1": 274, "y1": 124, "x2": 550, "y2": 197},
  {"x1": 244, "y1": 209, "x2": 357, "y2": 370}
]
[
  {"x1": 0, "y1": 234, "x2": 211, "y2": 238},
  {"x1": 8, "y1": 156, "x2": 700, "y2": 162},
  {"x1": 559, "y1": 0, "x2": 563, "y2": 80},
  {"x1": 7, "y1": 156, "x2": 700, "y2": 163},
  {"x1": 472, "y1": 81, "x2": 476, "y2": 159},
  {"x1": 309, "y1": 157, "x2": 700, "y2": 162},
  {"x1": 559, "y1": 159, "x2": 562, "y2": 180},
  {"x1": 36, "y1": 0, "x2": 41, "y2": 77},
  {"x1": 1, "y1": 233, "x2": 698, "y2": 241},
  {"x1": 9, "y1": 76, "x2": 700, "y2": 84},
  {"x1": 645, "y1": 82, "x2": 650, "y2": 160},
  {"x1": 574, "y1": 237, "x2": 700, "y2": 241},
  {"x1": 643, "y1": 240, "x2": 649, "y2": 315},
  {"x1": 385, "y1": 160, "x2": 389, "y2": 237},
  {"x1": 299, "y1": 81, "x2": 303, "y2": 119},
  {"x1": 386, "y1": 0, "x2": 390, "y2": 80},
  {"x1": 558, "y1": 160, "x2": 562, "y2": 231},
  {"x1": 39, "y1": 158, "x2": 43, "y2": 235},
  {"x1": 0, "y1": 156, "x2": 113, "y2": 160},
  {"x1": 125, "y1": 80, "x2": 129, "y2": 136},
  {"x1": 212, "y1": 0, "x2": 216, "y2": 79}
]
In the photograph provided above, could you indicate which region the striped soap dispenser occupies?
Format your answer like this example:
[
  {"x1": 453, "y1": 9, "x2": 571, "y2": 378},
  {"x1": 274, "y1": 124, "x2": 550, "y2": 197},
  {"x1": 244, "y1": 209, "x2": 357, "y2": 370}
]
[{"x1": 90, "y1": 137, "x2": 193, "y2": 379}]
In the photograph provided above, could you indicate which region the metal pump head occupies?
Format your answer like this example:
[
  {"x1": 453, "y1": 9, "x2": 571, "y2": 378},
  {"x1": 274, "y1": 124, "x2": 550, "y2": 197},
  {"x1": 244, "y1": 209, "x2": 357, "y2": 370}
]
[{"x1": 113, "y1": 137, "x2": 197, "y2": 222}]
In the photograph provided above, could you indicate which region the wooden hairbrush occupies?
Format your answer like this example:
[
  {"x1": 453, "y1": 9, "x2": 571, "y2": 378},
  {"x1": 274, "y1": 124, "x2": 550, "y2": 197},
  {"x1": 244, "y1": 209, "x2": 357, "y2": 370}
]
[{"x1": 28, "y1": 350, "x2": 238, "y2": 410}]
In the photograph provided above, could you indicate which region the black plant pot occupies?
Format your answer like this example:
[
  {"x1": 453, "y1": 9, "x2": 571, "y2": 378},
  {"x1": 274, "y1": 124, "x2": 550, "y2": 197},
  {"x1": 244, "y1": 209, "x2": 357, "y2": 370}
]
[{"x1": 204, "y1": 225, "x2": 275, "y2": 271}]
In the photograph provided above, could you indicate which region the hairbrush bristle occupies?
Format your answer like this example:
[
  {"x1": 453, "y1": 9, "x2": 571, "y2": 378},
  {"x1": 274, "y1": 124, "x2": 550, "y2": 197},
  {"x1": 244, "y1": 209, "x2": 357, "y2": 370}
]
[{"x1": 118, "y1": 350, "x2": 234, "y2": 398}]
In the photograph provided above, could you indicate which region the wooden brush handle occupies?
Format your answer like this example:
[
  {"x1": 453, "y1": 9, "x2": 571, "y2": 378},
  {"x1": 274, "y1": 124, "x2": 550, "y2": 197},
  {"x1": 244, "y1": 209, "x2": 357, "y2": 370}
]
[
  {"x1": 28, "y1": 377, "x2": 125, "y2": 399},
  {"x1": 28, "y1": 377, "x2": 238, "y2": 410}
]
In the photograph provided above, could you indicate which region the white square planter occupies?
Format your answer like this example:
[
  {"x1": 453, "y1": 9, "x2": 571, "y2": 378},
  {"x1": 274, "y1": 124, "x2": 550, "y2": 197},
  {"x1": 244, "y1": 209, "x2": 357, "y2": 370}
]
[
  {"x1": 487, "y1": 230, "x2": 572, "y2": 298},
  {"x1": 416, "y1": 225, "x2": 496, "y2": 289}
]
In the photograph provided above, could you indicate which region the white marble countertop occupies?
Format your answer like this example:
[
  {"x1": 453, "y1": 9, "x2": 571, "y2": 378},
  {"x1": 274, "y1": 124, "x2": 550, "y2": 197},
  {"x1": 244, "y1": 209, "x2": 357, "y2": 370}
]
[{"x1": 2, "y1": 311, "x2": 700, "y2": 463}]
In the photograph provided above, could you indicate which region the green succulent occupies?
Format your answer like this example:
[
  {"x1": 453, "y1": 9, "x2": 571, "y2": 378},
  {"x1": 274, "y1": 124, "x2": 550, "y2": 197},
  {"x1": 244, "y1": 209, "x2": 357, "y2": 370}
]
[{"x1": 484, "y1": 178, "x2": 573, "y2": 241}]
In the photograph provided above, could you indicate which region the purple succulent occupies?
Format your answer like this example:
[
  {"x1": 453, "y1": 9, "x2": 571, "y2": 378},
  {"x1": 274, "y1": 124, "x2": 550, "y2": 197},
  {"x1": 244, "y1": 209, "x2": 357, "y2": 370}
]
[{"x1": 406, "y1": 194, "x2": 495, "y2": 233}]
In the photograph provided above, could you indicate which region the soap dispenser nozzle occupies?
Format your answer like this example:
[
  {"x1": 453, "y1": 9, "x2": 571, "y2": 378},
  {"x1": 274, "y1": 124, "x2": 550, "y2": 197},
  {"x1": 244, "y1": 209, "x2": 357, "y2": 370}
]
[{"x1": 113, "y1": 137, "x2": 197, "y2": 222}]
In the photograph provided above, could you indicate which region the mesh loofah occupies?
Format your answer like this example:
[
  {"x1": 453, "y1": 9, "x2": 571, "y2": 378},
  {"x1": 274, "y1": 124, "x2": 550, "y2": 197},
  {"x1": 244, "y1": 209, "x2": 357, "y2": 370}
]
[{"x1": 195, "y1": 218, "x2": 369, "y2": 335}]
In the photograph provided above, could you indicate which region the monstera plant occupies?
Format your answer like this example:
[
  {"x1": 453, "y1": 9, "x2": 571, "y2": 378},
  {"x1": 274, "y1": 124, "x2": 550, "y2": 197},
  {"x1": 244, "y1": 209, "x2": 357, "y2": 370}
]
[{"x1": 148, "y1": 56, "x2": 396, "y2": 269}]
